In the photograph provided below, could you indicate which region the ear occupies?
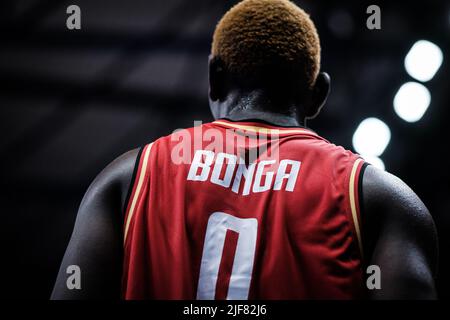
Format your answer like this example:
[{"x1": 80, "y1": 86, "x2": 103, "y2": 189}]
[
  {"x1": 305, "y1": 72, "x2": 331, "y2": 119},
  {"x1": 208, "y1": 55, "x2": 227, "y2": 101}
]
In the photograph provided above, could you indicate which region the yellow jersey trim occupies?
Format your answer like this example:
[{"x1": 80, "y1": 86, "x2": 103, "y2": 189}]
[
  {"x1": 124, "y1": 143, "x2": 153, "y2": 244},
  {"x1": 349, "y1": 158, "x2": 363, "y2": 258}
]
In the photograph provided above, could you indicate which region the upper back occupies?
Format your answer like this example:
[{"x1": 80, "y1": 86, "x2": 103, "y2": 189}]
[{"x1": 122, "y1": 119, "x2": 366, "y2": 299}]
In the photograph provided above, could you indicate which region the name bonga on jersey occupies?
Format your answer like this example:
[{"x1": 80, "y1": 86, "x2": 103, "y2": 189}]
[{"x1": 187, "y1": 150, "x2": 301, "y2": 196}]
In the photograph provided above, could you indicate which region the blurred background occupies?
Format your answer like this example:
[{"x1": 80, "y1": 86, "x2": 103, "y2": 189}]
[{"x1": 0, "y1": 0, "x2": 448, "y2": 299}]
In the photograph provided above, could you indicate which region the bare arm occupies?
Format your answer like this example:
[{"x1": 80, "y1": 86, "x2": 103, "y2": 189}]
[
  {"x1": 51, "y1": 149, "x2": 139, "y2": 299},
  {"x1": 362, "y1": 165, "x2": 438, "y2": 299}
]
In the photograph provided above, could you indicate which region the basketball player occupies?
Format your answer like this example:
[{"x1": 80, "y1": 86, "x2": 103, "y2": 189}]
[{"x1": 52, "y1": 0, "x2": 437, "y2": 299}]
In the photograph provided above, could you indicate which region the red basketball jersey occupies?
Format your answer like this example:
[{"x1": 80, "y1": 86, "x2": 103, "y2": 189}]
[{"x1": 122, "y1": 119, "x2": 366, "y2": 299}]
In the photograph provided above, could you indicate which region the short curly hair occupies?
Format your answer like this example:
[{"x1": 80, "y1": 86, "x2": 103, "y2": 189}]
[{"x1": 212, "y1": 0, "x2": 321, "y2": 90}]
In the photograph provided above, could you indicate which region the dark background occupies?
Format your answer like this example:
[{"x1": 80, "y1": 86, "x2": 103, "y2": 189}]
[{"x1": 0, "y1": 0, "x2": 449, "y2": 299}]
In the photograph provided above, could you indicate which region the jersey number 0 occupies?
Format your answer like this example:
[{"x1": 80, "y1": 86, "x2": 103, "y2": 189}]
[{"x1": 196, "y1": 212, "x2": 258, "y2": 300}]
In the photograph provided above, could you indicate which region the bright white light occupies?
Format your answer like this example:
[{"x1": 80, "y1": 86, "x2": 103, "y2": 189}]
[
  {"x1": 393, "y1": 82, "x2": 431, "y2": 122},
  {"x1": 352, "y1": 118, "x2": 391, "y2": 157},
  {"x1": 404, "y1": 40, "x2": 443, "y2": 82},
  {"x1": 362, "y1": 155, "x2": 385, "y2": 171}
]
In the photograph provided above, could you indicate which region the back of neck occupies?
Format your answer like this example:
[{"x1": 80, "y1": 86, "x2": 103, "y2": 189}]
[{"x1": 222, "y1": 89, "x2": 305, "y2": 127}]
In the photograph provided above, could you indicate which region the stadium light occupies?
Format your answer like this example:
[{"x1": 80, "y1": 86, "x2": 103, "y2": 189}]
[
  {"x1": 393, "y1": 82, "x2": 431, "y2": 123},
  {"x1": 352, "y1": 118, "x2": 391, "y2": 157},
  {"x1": 404, "y1": 40, "x2": 443, "y2": 82},
  {"x1": 361, "y1": 155, "x2": 385, "y2": 171}
]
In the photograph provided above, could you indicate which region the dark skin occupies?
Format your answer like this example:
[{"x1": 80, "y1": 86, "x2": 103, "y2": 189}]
[{"x1": 51, "y1": 57, "x2": 438, "y2": 299}]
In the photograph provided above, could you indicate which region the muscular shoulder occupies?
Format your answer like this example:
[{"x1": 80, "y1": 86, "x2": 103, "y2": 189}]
[
  {"x1": 51, "y1": 148, "x2": 140, "y2": 299},
  {"x1": 83, "y1": 148, "x2": 141, "y2": 215},
  {"x1": 361, "y1": 165, "x2": 434, "y2": 228},
  {"x1": 361, "y1": 165, "x2": 438, "y2": 275}
]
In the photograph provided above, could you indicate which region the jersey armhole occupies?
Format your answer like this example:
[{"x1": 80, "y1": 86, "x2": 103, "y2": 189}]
[
  {"x1": 348, "y1": 159, "x2": 368, "y2": 260},
  {"x1": 123, "y1": 143, "x2": 154, "y2": 244}
]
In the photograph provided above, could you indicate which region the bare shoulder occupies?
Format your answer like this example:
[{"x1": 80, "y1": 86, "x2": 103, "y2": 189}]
[
  {"x1": 361, "y1": 165, "x2": 438, "y2": 299},
  {"x1": 362, "y1": 165, "x2": 434, "y2": 227},
  {"x1": 82, "y1": 148, "x2": 141, "y2": 214},
  {"x1": 51, "y1": 148, "x2": 141, "y2": 299}
]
